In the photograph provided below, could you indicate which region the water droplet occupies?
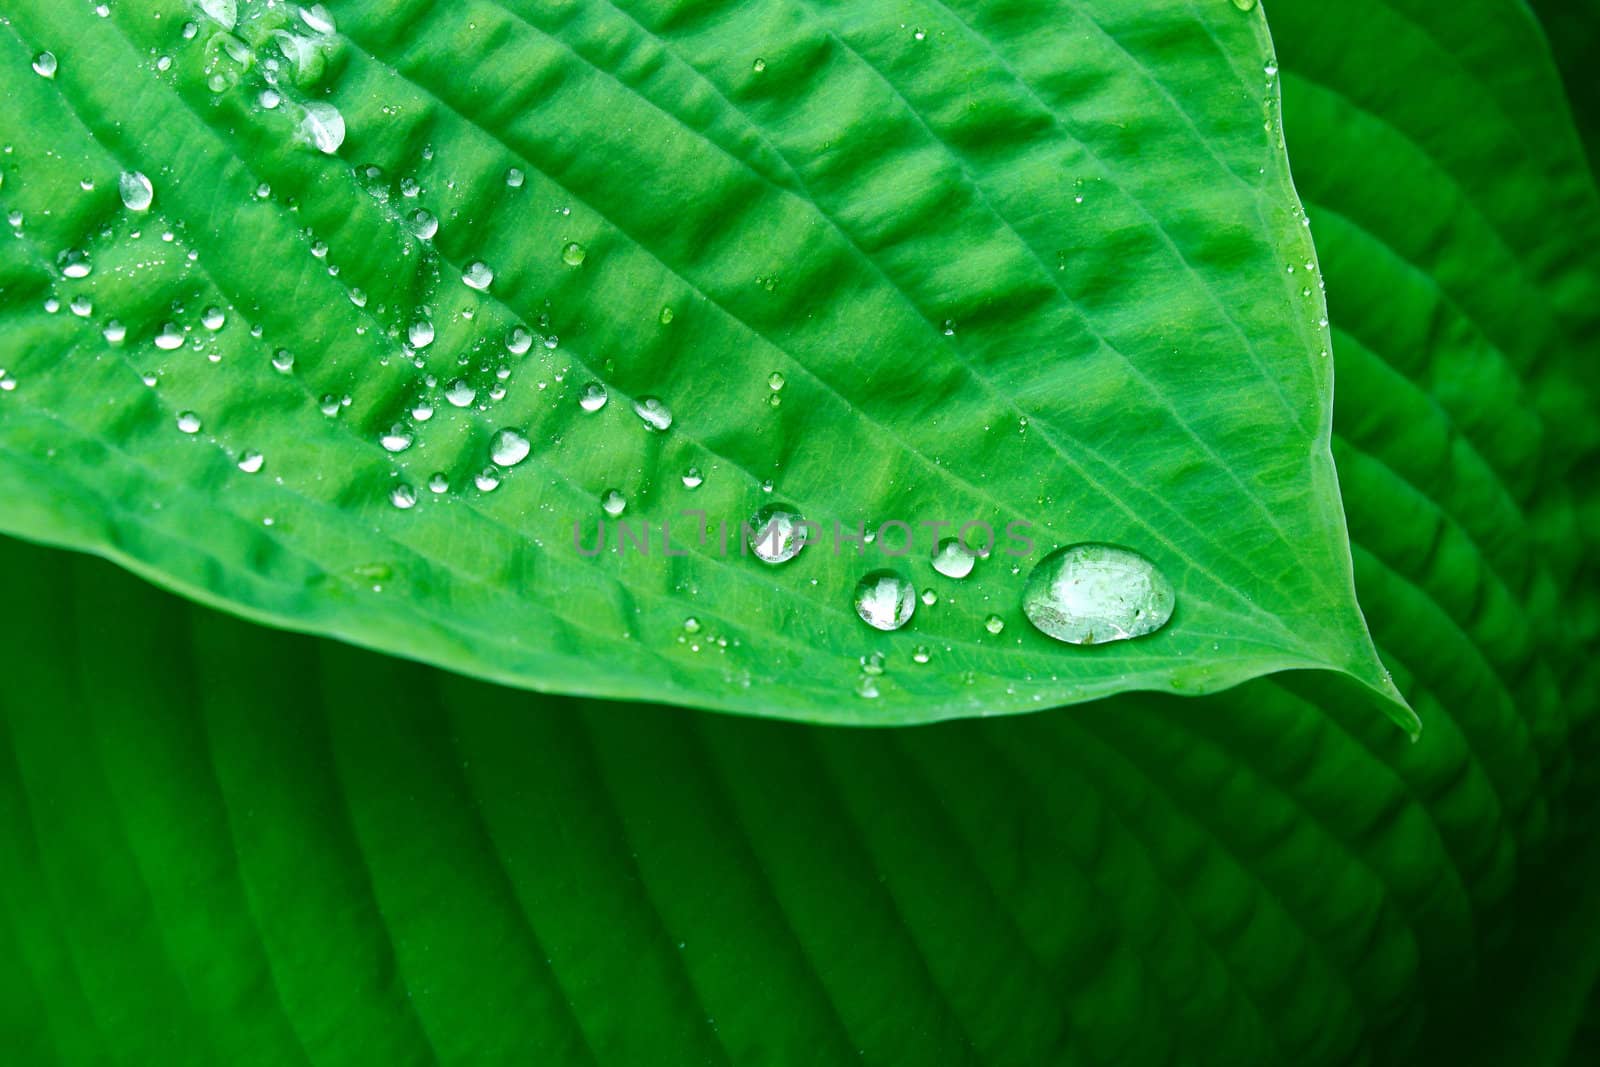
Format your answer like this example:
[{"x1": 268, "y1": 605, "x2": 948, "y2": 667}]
[
  {"x1": 912, "y1": 645, "x2": 931, "y2": 664},
  {"x1": 474, "y1": 468, "x2": 502, "y2": 492},
  {"x1": 505, "y1": 167, "x2": 525, "y2": 188},
  {"x1": 154, "y1": 323, "x2": 184, "y2": 350},
  {"x1": 930, "y1": 537, "x2": 978, "y2": 579},
  {"x1": 746, "y1": 504, "x2": 807, "y2": 564},
  {"x1": 462, "y1": 261, "x2": 494, "y2": 290},
  {"x1": 444, "y1": 379, "x2": 476, "y2": 407},
  {"x1": 1264, "y1": 61, "x2": 1279, "y2": 77},
  {"x1": 118, "y1": 170, "x2": 154, "y2": 212},
  {"x1": 984, "y1": 614, "x2": 1005, "y2": 635},
  {"x1": 200, "y1": 0, "x2": 238, "y2": 27},
  {"x1": 427, "y1": 472, "x2": 449, "y2": 494},
  {"x1": 69, "y1": 296, "x2": 93, "y2": 318},
  {"x1": 854, "y1": 570, "x2": 916, "y2": 631},
  {"x1": 1230, "y1": 0, "x2": 1257, "y2": 10},
  {"x1": 103, "y1": 320, "x2": 126, "y2": 344},
  {"x1": 32, "y1": 52, "x2": 57, "y2": 78},
  {"x1": 855, "y1": 675, "x2": 880, "y2": 699},
  {"x1": 683, "y1": 616, "x2": 702, "y2": 634},
  {"x1": 390, "y1": 483, "x2": 417, "y2": 510},
  {"x1": 300, "y1": 102, "x2": 345, "y2": 155},
  {"x1": 920, "y1": 588, "x2": 938, "y2": 607},
  {"x1": 412, "y1": 401, "x2": 434, "y2": 421},
  {"x1": 260, "y1": 88, "x2": 282, "y2": 109},
  {"x1": 553, "y1": 240, "x2": 587, "y2": 268},
  {"x1": 860, "y1": 651, "x2": 886, "y2": 676},
  {"x1": 319, "y1": 394, "x2": 342, "y2": 416},
  {"x1": 753, "y1": 57, "x2": 767, "y2": 72},
  {"x1": 506, "y1": 326, "x2": 532, "y2": 355},
  {"x1": 633, "y1": 395, "x2": 672, "y2": 432},
  {"x1": 767, "y1": 371, "x2": 786, "y2": 392},
  {"x1": 176, "y1": 411, "x2": 202, "y2": 434},
  {"x1": 490, "y1": 428, "x2": 530, "y2": 467},
  {"x1": 201, "y1": 306, "x2": 226, "y2": 331},
  {"x1": 299, "y1": 3, "x2": 336, "y2": 34},
  {"x1": 1022, "y1": 543, "x2": 1175, "y2": 645},
  {"x1": 578, "y1": 382, "x2": 608, "y2": 412},
  {"x1": 272, "y1": 348, "x2": 295, "y2": 373},
  {"x1": 601, "y1": 488, "x2": 627, "y2": 517},
  {"x1": 238, "y1": 450, "x2": 264, "y2": 473},
  {"x1": 659, "y1": 306, "x2": 674, "y2": 325},
  {"x1": 408, "y1": 318, "x2": 434, "y2": 349},
  {"x1": 681, "y1": 466, "x2": 703, "y2": 489},
  {"x1": 380, "y1": 425, "x2": 413, "y2": 453},
  {"x1": 406, "y1": 209, "x2": 438, "y2": 240},
  {"x1": 57, "y1": 249, "x2": 92, "y2": 279}
]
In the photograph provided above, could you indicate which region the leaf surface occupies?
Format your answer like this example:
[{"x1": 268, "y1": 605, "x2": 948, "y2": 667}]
[{"x1": 0, "y1": 0, "x2": 1403, "y2": 725}]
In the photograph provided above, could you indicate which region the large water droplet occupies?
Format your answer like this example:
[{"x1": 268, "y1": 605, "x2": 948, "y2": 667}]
[
  {"x1": 462, "y1": 261, "x2": 494, "y2": 290},
  {"x1": 490, "y1": 428, "x2": 530, "y2": 467},
  {"x1": 408, "y1": 317, "x2": 434, "y2": 349},
  {"x1": 300, "y1": 102, "x2": 345, "y2": 155},
  {"x1": 406, "y1": 209, "x2": 438, "y2": 240},
  {"x1": 1022, "y1": 543, "x2": 1175, "y2": 645},
  {"x1": 579, "y1": 382, "x2": 608, "y2": 412},
  {"x1": 747, "y1": 504, "x2": 807, "y2": 564},
  {"x1": 506, "y1": 326, "x2": 533, "y2": 355},
  {"x1": 32, "y1": 52, "x2": 57, "y2": 78},
  {"x1": 118, "y1": 170, "x2": 154, "y2": 212},
  {"x1": 854, "y1": 570, "x2": 916, "y2": 631},
  {"x1": 930, "y1": 537, "x2": 977, "y2": 579},
  {"x1": 202, "y1": 306, "x2": 226, "y2": 331},
  {"x1": 633, "y1": 395, "x2": 672, "y2": 431}
]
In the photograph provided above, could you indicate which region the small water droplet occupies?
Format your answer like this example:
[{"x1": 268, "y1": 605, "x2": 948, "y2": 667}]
[
  {"x1": 681, "y1": 466, "x2": 703, "y2": 489},
  {"x1": 445, "y1": 379, "x2": 476, "y2": 407},
  {"x1": 319, "y1": 394, "x2": 342, "y2": 416},
  {"x1": 202, "y1": 306, "x2": 226, "y2": 331},
  {"x1": 427, "y1": 472, "x2": 449, "y2": 494},
  {"x1": 912, "y1": 645, "x2": 931, "y2": 664},
  {"x1": 154, "y1": 323, "x2": 184, "y2": 350},
  {"x1": 560, "y1": 241, "x2": 587, "y2": 267},
  {"x1": 462, "y1": 261, "x2": 494, "y2": 290},
  {"x1": 300, "y1": 102, "x2": 345, "y2": 155},
  {"x1": 748, "y1": 504, "x2": 807, "y2": 564},
  {"x1": 930, "y1": 537, "x2": 978, "y2": 579},
  {"x1": 601, "y1": 488, "x2": 627, "y2": 516},
  {"x1": 272, "y1": 349, "x2": 295, "y2": 373},
  {"x1": 260, "y1": 88, "x2": 282, "y2": 109},
  {"x1": 490, "y1": 428, "x2": 531, "y2": 467},
  {"x1": 407, "y1": 209, "x2": 438, "y2": 240},
  {"x1": 984, "y1": 614, "x2": 1005, "y2": 635},
  {"x1": 408, "y1": 318, "x2": 435, "y2": 349},
  {"x1": 633, "y1": 395, "x2": 673, "y2": 432},
  {"x1": 69, "y1": 295, "x2": 93, "y2": 318},
  {"x1": 118, "y1": 170, "x2": 154, "y2": 212},
  {"x1": 380, "y1": 425, "x2": 413, "y2": 453},
  {"x1": 752, "y1": 57, "x2": 767, "y2": 72},
  {"x1": 58, "y1": 249, "x2": 92, "y2": 279},
  {"x1": 683, "y1": 616, "x2": 702, "y2": 634},
  {"x1": 176, "y1": 411, "x2": 202, "y2": 434},
  {"x1": 32, "y1": 52, "x2": 57, "y2": 78},
  {"x1": 920, "y1": 588, "x2": 938, "y2": 607},
  {"x1": 505, "y1": 167, "x2": 525, "y2": 188},
  {"x1": 659, "y1": 306, "x2": 674, "y2": 325},
  {"x1": 767, "y1": 371, "x2": 785, "y2": 392},
  {"x1": 1231, "y1": 0, "x2": 1257, "y2": 10},
  {"x1": 854, "y1": 570, "x2": 916, "y2": 631},
  {"x1": 578, "y1": 382, "x2": 608, "y2": 412},
  {"x1": 238, "y1": 450, "x2": 264, "y2": 473},
  {"x1": 1022, "y1": 543, "x2": 1175, "y2": 645},
  {"x1": 860, "y1": 650, "x2": 886, "y2": 676},
  {"x1": 391, "y1": 483, "x2": 418, "y2": 510},
  {"x1": 103, "y1": 320, "x2": 127, "y2": 344}
]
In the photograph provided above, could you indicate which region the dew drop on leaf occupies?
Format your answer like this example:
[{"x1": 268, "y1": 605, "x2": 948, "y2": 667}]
[
  {"x1": 579, "y1": 382, "x2": 608, "y2": 412},
  {"x1": 32, "y1": 52, "x2": 57, "y2": 79},
  {"x1": 390, "y1": 484, "x2": 417, "y2": 510},
  {"x1": 490, "y1": 428, "x2": 531, "y2": 467},
  {"x1": 154, "y1": 324, "x2": 184, "y2": 350},
  {"x1": 681, "y1": 466, "x2": 703, "y2": 489},
  {"x1": 748, "y1": 504, "x2": 807, "y2": 564},
  {"x1": 445, "y1": 379, "x2": 476, "y2": 408},
  {"x1": 237, "y1": 450, "x2": 264, "y2": 473},
  {"x1": 633, "y1": 395, "x2": 673, "y2": 432},
  {"x1": 176, "y1": 411, "x2": 202, "y2": 434},
  {"x1": 408, "y1": 318, "x2": 435, "y2": 349},
  {"x1": 1021, "y1": 542, "x2": 1175, "y2": 645},
  {"x1": 854, "y1": 570, "x2": 916, "y2": 631},
  {"x1": 601, "y1": 489, "x2": 627, "y2": 517},
  {"x1": 380, "y1": 426, "x2": 413, "y2": 453},
  {"x1": 562, "y1": 242, "x2": 586, "y2": 266},
  {"x1": 930, "y1": 537, "x2": 978, "y2": 579},
  {"x1": 118, "y1": 170, "x2": 154, "y2": 212},
  {"x1": 300, "y1": 102, "x2": 345, "y2": 155},
  {"x1": 984, "y1": 614, "x2": 1005, "y2": 635},
  {"x1": 462, "y1": 261, "x2": 494, "y2": 290}
]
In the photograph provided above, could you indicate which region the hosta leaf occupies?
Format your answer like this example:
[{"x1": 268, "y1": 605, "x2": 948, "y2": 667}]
[{"x1": 0, "y1": 0, "x2": 1408, "y2": 727}]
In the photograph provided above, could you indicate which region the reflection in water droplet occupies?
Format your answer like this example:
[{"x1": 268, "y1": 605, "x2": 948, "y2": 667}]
[
  {"x1": 103, "y1": 320, "x2": 127, "y2": 344},
  {"x1": 445, "y1": 379, "x2": 476, "y2": 407},
  {"x1": 272, "y1": 349, "x2": 295, "y2": 373},
  {"x1": 463, "y1": 261, "x2": 494, "y2": 290},
  {"x1": 505, "y1": 167, "x2": 525, "y2": 188},
  {"x1": 58, "y1": 249, "x2": 92, "y2": 278},
  {"x1": 601, "y1": 489, "x2": 627, "y2": 517},
  {"x1": 1022, "y1": 542, "x2": 1175, "y2": 645},
  {"x1": 391, "y1": 484, "x2": 417, "y2": 510},
  {"x1": 681, "y1": 466, "x2": 703, "y2": 489},
  {"x1": 491, "y1": 428, "x2": 531, "y2": 467},
  {"x1": 319, "y1": 394, "x2": 341, "y2": 416},
  {"x1": 579, "y1": 382, "x2": 608, "y2": 412},
  {"x1": 407, "y1": 209, "x2": 438, "y2": 240},
  {"x1": 930, "y1": 537, "x2": 977, "y2": 579},
  {"x1": 912, "y1": 645, "x2": 931, "y2": 664},
  {"x1": 748, "y1": 504, "x2": 807, "y2": 564},
  {"x1": 119, "y1": 170, "x2": 154, "y2": 212},
  {"x1": 32, "y1": 52, "x2": 57, "y2": 78},
  {"x1": 633, "y1": 395, "x2": 672, "y2": 431},
  {"x1": 202, "y1": 306, "x2": 226, "y2": 331},
  {"x1": 984, "y1": 614, "x2": 1005, "y2": 635},
  {"x1": 408, "y1": 318, "x2": 434, "y2": 349},
  {"x1": 300, "y1": 102, "x2": 346, "y2": 155},
  {"x1": 768, "y1": 371, "x2": 785, "y2": 391},
  {"x1": 155, "y1": 323, "x2": 184, "y2": 350},
  {"x1": 753, "y1": 57, "x2": 767, "y2": 72},
  {"x1": 474, "y1": 468, "x2": 501, "y2": 492},
  {"x1": 176, "y1": 411, "x2": 202, "y2": 434},
  {"x1": 380, "y1": 425, "x2": 413, "y2": 453},
  {"x1": 200, "y1": 0, "x2": 238, "y2": 28},
  {"x1": 506, "y1": 326, "x2": 533, "y2": 355},
  {"x1": 854, "y1": 570, "x2": 916, "y2": 631},
  {"x1": 920, "y1": 588, "x2": 938, "y2": 607},
  {"x1": 427, "y1": 472, "x2": 449, "y2": 494},
  {"x1": 562, "y1": 241, "x2": 586, "y2": 266},
  {"x1": 238, "y1": 450, "x2": 264, "y2": 473}
]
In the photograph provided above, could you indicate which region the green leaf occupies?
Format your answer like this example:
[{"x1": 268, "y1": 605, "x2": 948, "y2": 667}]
[{"x1": 0, "y1": 0, "x2": 1406, "y2": 727}]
